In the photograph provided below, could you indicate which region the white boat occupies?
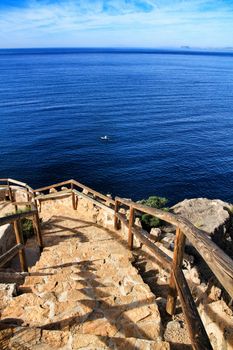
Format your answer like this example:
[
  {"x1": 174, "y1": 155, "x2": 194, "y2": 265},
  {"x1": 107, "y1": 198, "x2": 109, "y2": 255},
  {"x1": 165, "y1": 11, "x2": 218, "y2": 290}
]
[{"x1": 100, "y1": 135, "x2": 110, "y2": 140}]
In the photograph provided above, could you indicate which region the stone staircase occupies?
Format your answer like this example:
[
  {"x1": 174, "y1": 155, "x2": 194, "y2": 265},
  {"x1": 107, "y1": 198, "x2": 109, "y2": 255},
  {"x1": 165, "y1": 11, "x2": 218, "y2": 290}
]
[{"x1": 0, "y1": 213, "x2": 170, "y2": 349}]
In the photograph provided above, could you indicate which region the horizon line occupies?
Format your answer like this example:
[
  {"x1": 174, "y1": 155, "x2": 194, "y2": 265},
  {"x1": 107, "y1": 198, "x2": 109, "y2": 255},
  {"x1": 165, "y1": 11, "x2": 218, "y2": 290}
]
[{"x1": 0, "y1": 46, "x2": 233, "y2": 51}]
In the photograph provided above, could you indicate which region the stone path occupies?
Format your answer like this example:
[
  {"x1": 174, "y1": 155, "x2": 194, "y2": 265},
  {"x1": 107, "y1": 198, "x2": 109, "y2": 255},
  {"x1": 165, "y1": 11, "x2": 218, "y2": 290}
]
[{"x1": 0, "y1": 212, "x2": 170, "y2": 349}]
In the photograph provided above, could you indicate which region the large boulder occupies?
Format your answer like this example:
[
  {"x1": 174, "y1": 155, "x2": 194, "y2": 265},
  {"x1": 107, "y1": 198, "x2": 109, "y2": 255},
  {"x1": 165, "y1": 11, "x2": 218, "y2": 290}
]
[
  {"x1": 0, "y1": 224, "x2": 16, "y2": 256},
  {"x1": 172, "y1": 198, "x2": 233, "y2": 246}
]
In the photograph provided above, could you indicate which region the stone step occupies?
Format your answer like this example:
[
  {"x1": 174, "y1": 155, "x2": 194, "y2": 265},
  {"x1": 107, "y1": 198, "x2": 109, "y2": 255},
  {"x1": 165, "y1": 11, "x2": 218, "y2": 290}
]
[
  {"x1": 0, "y1": 327, "x2": 170, "y2": 349},
  {"x1": 1, "y1": 291, "x2": 162, "y2": 341}
]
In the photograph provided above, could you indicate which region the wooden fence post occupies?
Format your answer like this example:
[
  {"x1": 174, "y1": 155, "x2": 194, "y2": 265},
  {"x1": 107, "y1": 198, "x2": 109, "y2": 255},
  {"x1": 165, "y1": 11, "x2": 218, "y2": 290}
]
[
  {"x1": 13, "y1": 220, "x2": 27, "y2": 272},
  {"x1": 33, "y1": 212, "x2": 43, "y2": 252},
  {"x1": 8, "y1": 182, "x2": 18, "y2": 211},
  {"x1": 38, "y1": 199, "x2": 41, "y2": 212},
  {"x1": 8, "y1": 185, "x2": 13, "y2": 202},
  {"x1": 166, "y1": 227, "x2": 186, "y2": 315},
  {"x1": 114, "y1": 200, "x2": 120, "y2": 230},
  {"x1": 26, "y1": 188, "x2": 31, "y2": 209},
  {"x1": 128, "y1": 206, "x2": 135, "y2": 250},
  {"x1": 71, "y1": 183, "x2": 77, "y2": 210},
  {"x1": 33, "y1": 192, "x2": 39, "y2": 212}
]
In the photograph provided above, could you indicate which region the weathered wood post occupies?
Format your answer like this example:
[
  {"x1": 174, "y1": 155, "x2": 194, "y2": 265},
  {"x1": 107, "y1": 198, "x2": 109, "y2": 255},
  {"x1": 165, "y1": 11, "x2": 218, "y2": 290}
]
[
  {"x1": 114, "y1": 200, "x2": 120, "y2": 230},
  {"x1": 71, "y1": 182, "x2": 77, "y2": 210},
  {"x1": 33, "y1": 212, "x2": 43, "y2": 252},
  {"x1": 128, "y1": 206, "x2": 135, "y2": 250},
  {"x1": 26, "y1": 188, "x2": 31, "y2": 209},
  {"x1": 8, "y1": 186, "x2": 13, "y2": 202},
  {"x1": 5, "y1": 180, "x2": 9, "y2": 201},
  {"x1": 38, "y1": 199, "x2": 41, "y2": 212},
  {"x1": 166, "y1": 227, "x2": 186, "y2": 315},
  {"x1": 13, "y1": 220, "x2": 27, "y2": 272},
  {"x1": 32, "y1": 191, "x2": 37, "y2": 208},
  {"x1": 7, "y1": 180, "x2": 18, "y2": 210}
]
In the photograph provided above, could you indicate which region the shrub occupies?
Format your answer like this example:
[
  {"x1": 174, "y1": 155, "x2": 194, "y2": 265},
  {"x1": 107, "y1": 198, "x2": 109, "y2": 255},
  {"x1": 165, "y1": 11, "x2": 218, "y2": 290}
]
[
  {"x1": 6, "y1": 208, "x2": 34, "y2": 242},
  {"x1": 21, "y1": 216, "x2": 34, "y2": 241},
  {"x1": 137, "y1": 196, "x2": 169, "y2": 231}
]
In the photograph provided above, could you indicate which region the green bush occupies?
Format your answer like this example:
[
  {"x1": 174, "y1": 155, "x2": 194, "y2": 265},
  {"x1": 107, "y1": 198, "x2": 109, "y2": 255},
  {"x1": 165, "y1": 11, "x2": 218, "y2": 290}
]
[
  {"x1": 137, "y1": 196, "x2": 169, "y2": 231},
  {"x1": 138, "y1": 196, "x2": 168, "y2": 209},
  {"x1": 21, "y1": 217, "x2": 34, "y2": 241},
  {"x1": 6, "y1": 208, "x2": 34, "y2": 242}
]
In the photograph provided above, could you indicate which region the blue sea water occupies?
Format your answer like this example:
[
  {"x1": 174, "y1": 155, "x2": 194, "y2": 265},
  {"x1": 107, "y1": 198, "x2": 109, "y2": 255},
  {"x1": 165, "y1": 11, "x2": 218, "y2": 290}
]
[{"x1": 0, "y1": 48, "x2": 233, "y2": 205}]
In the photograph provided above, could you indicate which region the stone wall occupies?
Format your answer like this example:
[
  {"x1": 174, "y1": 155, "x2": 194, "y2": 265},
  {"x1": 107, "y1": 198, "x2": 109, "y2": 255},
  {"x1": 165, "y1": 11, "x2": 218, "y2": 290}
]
[{"x1": 39, "y1": 193, "x2": 115, "y2": 230}]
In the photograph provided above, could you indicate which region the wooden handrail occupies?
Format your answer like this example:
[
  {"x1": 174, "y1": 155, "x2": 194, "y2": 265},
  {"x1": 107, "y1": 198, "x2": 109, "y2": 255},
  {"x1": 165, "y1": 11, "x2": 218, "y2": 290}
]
[
  {"x1": 7, "y1": 178, "x2": 34, "y2": 193},
  {"x1": 71, "y1": 179, "x2": 115, "y2": 206},
  {"x1": 115, "y1": 196, "x2": 233, "y2": 300},
  {"x1": 10, "y1": 201, "x2": 36, "y2": 208},
  {"x1": 0, "y1": 209, "x2": 37, "y2": 226},
  {"x1": 173, "y1": 268, "x2": 212, "y2": 350},
  {"x1": 0, "y1": 178, "x2": 34, "y2": 203},
  {"x1": 34, "y1": 179, "x2": 115, "y2": 205},
  {"x1": 33, "y1": 179, "x2": 73, "y2": 193},
  {"x1": 133, "y1": 225, "x2": 172, "y2": 271},
  {"x1": 0, "y1": 243, "x2": 23, "y2": 268},
  {"x1": 0, "y1": 178, "x2": 33, "y2": 193},
  {"x1": 35, "y1": 189, "x2": 72, "y2": 201},
  {"x1": 4, "y1": 177, "x2": 111, "y2": 215},
  {"x1": 72, "y1": 189, "x2": 114, "y2": 213},
  {"x1": 7, "y1": 178, "x2": 28, "y2": 187},
  {"x1": 115, "y1": 212, "x2": 172, "y2": 270}
]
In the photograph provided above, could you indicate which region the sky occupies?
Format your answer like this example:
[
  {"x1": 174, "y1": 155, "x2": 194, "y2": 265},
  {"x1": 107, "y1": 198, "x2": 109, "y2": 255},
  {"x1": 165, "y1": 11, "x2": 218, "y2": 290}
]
[{"x1": 0, "y1": 0, "x2": 233, "y2": 49}]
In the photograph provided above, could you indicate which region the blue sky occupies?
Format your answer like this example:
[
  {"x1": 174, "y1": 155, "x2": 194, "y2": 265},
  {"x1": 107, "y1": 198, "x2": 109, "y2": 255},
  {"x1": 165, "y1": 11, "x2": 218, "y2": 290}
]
[{"x1": 0, "y1": 0, "x2": 233, "y2": 48}]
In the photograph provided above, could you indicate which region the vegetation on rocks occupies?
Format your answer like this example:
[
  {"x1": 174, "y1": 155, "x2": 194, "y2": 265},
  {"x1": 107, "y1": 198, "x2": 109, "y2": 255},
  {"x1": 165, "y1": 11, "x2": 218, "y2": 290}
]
[{"x1": 137, "y1": 196, "x2": 169, "y2": 231}]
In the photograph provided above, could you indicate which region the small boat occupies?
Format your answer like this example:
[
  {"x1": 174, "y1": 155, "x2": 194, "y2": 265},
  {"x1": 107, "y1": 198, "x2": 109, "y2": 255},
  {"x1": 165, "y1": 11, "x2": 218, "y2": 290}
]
[{"x1": 100, "y1": 135, "x2": 110, "y2": 141}]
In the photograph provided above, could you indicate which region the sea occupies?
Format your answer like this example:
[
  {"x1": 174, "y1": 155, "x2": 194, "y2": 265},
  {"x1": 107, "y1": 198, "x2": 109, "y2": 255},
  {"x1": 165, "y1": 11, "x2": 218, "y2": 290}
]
[{"x1": 0, "y1": 48, "x2": 233, "y2": 205}]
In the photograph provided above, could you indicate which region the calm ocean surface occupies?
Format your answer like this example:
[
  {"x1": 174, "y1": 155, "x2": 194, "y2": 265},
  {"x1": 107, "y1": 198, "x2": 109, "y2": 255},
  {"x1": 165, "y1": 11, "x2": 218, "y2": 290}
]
[{"x1": 0, "y1": 48, "x2": 233, "y2": 204}]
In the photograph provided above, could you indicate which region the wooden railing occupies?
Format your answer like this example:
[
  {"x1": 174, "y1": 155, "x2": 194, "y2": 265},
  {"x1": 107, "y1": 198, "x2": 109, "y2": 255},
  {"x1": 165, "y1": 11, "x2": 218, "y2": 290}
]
[
  {"x1": 1, "y1": 178, "x2": 233, "y2": 349},
  {"x1": 0, "y1": 178, "x2": 34, "y2": 203},
  {"x1": 0, "y1": 179, "x2": 43, "y2": 272},
  {"x1": 0, "y1": 244, "x2": 23, "y2": 268},
  {"x1": 114, "y1": 197, "x2": 233, "y2": 350},
  {"x1": 0, "y1": 203, "x2": 43, "y2": 272},
  {"x1": 33, "y1": 179, "x2": 115, "y2": 212}
]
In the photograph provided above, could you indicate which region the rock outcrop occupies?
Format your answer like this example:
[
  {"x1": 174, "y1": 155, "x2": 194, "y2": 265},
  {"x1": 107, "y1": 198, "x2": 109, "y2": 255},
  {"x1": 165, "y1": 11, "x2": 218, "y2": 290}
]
[
  {"x1": 0, "y1": 224, "x2": 16, "y2": 256},
  {"x1": 172, "y1": 198, "x2": 233, "y2": 242}
]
